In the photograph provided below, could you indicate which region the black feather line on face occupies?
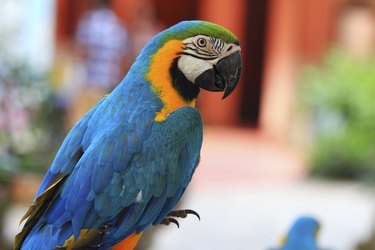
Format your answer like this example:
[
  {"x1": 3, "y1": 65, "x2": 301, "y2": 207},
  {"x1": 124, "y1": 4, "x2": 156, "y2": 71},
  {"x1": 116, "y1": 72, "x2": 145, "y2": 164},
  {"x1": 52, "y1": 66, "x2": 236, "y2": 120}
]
[
  {"x1": 183, "y1": 47, "x2": 215, "y2": 57},
  {"x1": 170, "y1": 58, "x2": 200, "y2": 102},
  {"x1": 180, "y1": 52, "x2": 217, "y2": 60}
]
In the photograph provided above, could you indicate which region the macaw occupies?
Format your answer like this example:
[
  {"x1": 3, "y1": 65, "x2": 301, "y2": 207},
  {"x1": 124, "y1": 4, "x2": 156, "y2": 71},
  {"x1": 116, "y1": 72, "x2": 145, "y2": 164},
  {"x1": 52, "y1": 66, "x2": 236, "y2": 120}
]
[
  {"x1": 15, "y1": 20, "x2": 242, "y2": 250},
  {"x1": 272, "y1": 216, "x2": 324, "y2": 250}
]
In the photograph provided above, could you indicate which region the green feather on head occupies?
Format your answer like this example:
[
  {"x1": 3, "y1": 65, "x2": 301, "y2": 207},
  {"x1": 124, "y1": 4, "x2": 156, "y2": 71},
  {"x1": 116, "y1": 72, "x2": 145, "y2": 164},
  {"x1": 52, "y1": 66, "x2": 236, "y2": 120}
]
[{"x1": 158, "y1": 20, "x2": 240, "y2": 46}]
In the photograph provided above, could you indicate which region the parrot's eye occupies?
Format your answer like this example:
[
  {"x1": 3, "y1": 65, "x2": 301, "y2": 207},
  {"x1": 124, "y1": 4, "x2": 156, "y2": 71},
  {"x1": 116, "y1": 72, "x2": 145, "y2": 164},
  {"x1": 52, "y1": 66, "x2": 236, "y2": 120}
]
[{"x1": 197, "y1": 38, "x2": 207, "y2": 47}]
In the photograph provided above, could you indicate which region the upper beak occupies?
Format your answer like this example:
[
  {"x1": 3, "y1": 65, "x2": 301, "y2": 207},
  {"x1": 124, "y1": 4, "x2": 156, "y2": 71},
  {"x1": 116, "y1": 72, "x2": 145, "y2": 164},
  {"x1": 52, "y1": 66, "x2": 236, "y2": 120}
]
[{"x1": 194, "y1": 51, "x2": 242, "y2": 99}]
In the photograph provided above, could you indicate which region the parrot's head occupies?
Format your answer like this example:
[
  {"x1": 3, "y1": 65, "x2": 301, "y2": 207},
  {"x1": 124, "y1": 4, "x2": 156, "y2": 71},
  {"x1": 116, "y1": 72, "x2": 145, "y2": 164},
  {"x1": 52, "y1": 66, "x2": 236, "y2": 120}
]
[
  {"x1": 143, "y1": 20, "x2": 242, "y2": 103},
  {"x1": 284, "y1": 216, "x2": 320, "y2": 244},
  {"x1": 170, "y1": 21, "x2": 242, "y2": 100}
]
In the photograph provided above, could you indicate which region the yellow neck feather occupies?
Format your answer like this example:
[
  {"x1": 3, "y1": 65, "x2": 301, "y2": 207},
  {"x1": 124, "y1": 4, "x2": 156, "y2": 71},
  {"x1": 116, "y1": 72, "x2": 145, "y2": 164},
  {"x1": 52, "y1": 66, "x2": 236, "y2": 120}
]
[{"x1": 146, "y1": 40, "x2": 196, "y2": 122}]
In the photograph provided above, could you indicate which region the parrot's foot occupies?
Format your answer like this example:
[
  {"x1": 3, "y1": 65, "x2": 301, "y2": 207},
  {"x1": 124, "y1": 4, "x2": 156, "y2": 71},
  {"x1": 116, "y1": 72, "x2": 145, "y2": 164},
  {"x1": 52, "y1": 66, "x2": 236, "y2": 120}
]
[
  {"x1": 160, "y1": 209, "x2": 200, "y2": 228},
  {"x1": 167, "y1": 209, "x2": 201, "y2": 220},
  {"x1": 160, "y1": 217, "x2": 180, "y2": 228}
]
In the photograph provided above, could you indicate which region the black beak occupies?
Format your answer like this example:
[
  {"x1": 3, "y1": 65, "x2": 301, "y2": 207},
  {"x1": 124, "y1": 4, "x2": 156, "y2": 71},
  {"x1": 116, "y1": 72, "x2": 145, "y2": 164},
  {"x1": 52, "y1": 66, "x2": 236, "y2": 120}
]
[{"x1": 194, "y1": 51, "x2": 242, "y2": 99}]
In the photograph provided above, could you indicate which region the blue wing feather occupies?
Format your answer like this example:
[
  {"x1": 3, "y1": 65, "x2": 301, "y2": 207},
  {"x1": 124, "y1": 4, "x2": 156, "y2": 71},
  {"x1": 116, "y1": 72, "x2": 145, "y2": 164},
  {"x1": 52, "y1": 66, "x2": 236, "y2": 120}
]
[
  {"x1": 21, "y1": 92, "x2": 202, "y2": 249},
  {"x1": 35, "y1": 107, "x2": 95, "y2": 198}
]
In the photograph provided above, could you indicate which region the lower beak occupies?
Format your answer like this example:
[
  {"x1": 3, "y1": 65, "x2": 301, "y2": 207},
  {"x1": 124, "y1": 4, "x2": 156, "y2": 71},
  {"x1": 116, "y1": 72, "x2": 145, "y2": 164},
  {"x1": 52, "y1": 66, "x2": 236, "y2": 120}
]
[{"x1": 194, "y1": 51, "x2": 242, "y2": 99}]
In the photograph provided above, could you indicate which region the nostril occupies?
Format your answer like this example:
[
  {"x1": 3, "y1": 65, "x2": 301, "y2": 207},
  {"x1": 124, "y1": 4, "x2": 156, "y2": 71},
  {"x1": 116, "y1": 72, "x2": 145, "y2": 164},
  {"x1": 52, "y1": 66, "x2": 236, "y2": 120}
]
[{"x1": 227, "y1": 45, "x2": 233, "y2": 52}]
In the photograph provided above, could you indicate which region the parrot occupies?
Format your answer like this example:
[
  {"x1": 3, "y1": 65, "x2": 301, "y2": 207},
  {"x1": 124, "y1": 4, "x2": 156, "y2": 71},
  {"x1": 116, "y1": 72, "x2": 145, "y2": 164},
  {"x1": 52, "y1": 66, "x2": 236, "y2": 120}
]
[
  {"x1": 272, "y1": 216, "x2": 325, "y2": 250},
  {"x1": 14, "y1": 20, "x2": 242, "y2": 250}
]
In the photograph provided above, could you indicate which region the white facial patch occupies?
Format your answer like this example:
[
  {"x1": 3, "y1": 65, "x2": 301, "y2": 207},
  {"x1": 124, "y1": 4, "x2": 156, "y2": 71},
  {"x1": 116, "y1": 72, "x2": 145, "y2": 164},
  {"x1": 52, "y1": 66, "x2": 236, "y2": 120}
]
[{"x1": 178, "y1": 55, "x2": 213, "y2": 82}]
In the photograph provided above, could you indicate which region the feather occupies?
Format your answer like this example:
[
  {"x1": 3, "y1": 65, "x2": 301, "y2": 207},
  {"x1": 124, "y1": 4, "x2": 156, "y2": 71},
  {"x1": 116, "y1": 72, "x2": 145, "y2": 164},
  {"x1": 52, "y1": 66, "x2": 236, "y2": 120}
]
[
  {"x1": 55, "y1": 226, "x2": 108, "y2": 250},
  {"x1": 14, "y1": 175, "x2": 67, "y2": 250}
]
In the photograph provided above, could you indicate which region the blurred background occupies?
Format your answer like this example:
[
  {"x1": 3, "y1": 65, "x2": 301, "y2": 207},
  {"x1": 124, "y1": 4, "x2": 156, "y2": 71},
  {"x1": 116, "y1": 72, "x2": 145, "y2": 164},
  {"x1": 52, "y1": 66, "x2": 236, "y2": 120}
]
[{"x1": 1, "y1": 0, "x2": 375, "y2": 249}]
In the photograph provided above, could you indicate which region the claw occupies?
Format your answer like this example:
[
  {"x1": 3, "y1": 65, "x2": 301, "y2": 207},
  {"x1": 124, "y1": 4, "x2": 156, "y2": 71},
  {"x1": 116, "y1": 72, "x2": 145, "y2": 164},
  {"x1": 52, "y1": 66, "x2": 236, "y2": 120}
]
[
  {"x1": 168, "y1": 209, "x2": 201, "y2": 221},
  {"x1": 185, "y1": 209, "x2": 201, "y2": 221},
  {"x1": 161, "y1": 217, "x2": 180, "y2": 228}
]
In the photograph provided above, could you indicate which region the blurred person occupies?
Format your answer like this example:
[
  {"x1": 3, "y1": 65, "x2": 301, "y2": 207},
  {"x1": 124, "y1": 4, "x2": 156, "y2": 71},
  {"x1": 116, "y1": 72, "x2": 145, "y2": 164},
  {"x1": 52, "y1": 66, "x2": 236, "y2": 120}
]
[
  {"x1": 68, "y1": 0, "x2": 128, "y2": 127},
  {"x1": 337, "y1": 1, "x2": 375, "y2": 57},
  {"x1": 128, "y1": 1, "x2": 165, "y2": 59}
]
